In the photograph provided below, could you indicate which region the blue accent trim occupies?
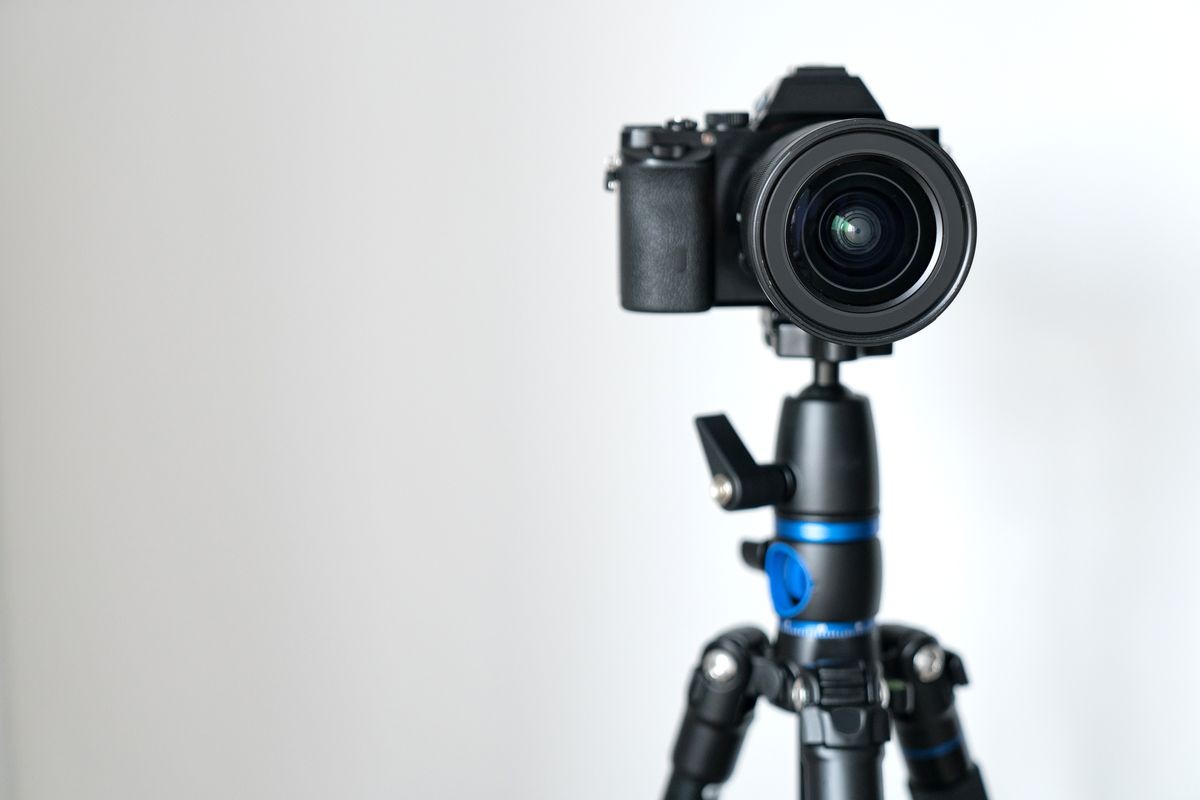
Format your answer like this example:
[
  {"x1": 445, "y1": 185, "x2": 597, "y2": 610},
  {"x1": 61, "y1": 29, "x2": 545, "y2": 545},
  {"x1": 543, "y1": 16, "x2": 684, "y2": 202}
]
[
  {"x1": 775, "y1": 518, "x2": 879, "y2": 543},
  {"x1": 764, "y1": 543, "x2": 813, "y2": 617},
  {"x1": 903, "y1": 735, "x2": 963, "y2": 761},
  {"x1": 779, "y1": 619, "x2": 876, "y2": 639}
]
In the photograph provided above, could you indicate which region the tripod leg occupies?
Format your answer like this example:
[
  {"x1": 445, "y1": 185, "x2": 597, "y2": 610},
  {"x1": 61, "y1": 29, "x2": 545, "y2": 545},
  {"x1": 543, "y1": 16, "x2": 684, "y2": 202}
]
[
  {"x1": 663, "y1": 627, "x2": 773, "y2": 800},
  {"x1": 880, "y1": 625, "x2": 988, "y2": 800}
]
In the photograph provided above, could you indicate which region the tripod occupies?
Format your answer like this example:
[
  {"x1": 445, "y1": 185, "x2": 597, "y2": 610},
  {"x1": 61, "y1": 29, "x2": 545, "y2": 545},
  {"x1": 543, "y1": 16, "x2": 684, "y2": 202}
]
[{"x1": 663, "y1": 313, "x2": 989, "y2": 800}]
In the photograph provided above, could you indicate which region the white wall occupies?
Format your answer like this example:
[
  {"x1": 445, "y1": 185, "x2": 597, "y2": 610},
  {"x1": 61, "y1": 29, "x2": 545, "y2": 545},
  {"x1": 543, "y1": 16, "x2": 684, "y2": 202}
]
[{"x1": 1, "y1": 1, "x2": 1198, "y2": 798}]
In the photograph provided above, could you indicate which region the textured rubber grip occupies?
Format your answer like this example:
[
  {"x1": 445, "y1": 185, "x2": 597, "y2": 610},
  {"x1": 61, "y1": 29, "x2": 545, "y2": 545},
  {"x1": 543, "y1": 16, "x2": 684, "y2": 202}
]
[{"x1": 618, "y1": 155, "x2": 714, "y2": 312}]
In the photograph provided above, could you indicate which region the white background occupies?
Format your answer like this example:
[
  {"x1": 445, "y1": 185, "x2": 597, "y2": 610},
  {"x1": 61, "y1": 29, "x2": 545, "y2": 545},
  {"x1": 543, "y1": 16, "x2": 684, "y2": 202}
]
[{"x1": 1, "y1": 1, "x2": 1199, "y2": 798}]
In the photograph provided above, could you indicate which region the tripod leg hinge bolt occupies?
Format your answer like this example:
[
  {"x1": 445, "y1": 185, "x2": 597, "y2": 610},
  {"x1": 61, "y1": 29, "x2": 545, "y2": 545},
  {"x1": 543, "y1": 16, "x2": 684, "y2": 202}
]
[
  {"x1": 790, "y1": 678, "x2": 809, "y2": 710},
  {"x1": 877, "y1": 674, "x2": 890, "y2": 709},
  {"x1": 701, "y1": 649, "x2": 739, "y2": 684},
  {"x1": 913, "y1": 643, "x2": 946, "y2": 683},
  {"x1": 709, "y1": 474, "x2": 735, "y2": 507}
]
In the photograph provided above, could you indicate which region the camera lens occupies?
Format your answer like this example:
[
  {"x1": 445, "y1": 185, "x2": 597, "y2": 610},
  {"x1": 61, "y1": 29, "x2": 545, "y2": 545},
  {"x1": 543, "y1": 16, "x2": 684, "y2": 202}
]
[
  {"x1": 741, "y1": 119, "x2": 974, "y2": 346},
  {"x1": 786, "y1": 161, "x2": 937, "y2": 307}
]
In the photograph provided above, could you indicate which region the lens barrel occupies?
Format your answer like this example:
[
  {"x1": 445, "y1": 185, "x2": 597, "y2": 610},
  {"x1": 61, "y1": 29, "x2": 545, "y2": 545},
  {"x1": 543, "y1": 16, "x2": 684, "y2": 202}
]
[{"x1": 741, "y1": 119, "x2": 975, "y2": 346}]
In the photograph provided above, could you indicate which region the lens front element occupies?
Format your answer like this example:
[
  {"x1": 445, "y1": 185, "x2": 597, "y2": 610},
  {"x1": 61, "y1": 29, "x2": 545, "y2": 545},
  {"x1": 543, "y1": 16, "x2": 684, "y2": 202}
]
[
  {"x1": 787, "y1": 160, "x2": 937, "y2": 308},
  {"x1": 829, "y1": 206, "x2": 881, "y2": 255}
]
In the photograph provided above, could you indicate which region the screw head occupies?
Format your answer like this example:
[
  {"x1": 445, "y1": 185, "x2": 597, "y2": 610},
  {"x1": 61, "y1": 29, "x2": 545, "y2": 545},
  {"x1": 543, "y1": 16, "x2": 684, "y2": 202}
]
[
  {"x1": 710, "y1": 474, "x2": 734, "y2": 507},
  {"x1": 790, "y1": 678, "x2": 809, "y2": 710},
  {"x1": 913, "y1": 643, "x2": 946, "y2": 683},
  {"x1": 702, "y1": 649, "x2": 738, "y2": 684}
]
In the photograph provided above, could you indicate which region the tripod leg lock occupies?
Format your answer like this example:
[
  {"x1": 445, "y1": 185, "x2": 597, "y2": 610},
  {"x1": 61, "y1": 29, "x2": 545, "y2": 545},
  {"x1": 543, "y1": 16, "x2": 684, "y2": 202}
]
[
  {"x1": 880, "y1": 624, "x2": 988, "y2": 800},
  {"x1": 663, "y1": 626, "x2": 789, "y2": 800},
  {"x1": 788, "y1": 660, "x2": 891, "y2": 800},
  {"x1": 797, "y1": 661, "x2": 892, "y2": 748}
]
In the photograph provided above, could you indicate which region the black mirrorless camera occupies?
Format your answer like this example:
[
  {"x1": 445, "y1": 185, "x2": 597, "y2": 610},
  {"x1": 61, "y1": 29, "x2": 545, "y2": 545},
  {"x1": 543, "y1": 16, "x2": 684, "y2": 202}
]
[{"x1": 605, "y1": 67, "x2": 976, "y2": 346}]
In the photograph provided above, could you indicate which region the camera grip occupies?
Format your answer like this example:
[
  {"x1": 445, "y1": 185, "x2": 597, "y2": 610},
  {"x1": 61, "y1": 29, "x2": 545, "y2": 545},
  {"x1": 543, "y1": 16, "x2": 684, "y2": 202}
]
[{"x1": 618, "y1": 157, "x2": 714, "y2": 312}]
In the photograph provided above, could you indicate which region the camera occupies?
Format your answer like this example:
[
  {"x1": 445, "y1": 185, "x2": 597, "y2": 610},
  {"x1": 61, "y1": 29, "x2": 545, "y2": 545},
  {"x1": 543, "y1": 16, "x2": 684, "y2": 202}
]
[{"x1": 605, "y1": 67, "x2": 976, "y2": 346}]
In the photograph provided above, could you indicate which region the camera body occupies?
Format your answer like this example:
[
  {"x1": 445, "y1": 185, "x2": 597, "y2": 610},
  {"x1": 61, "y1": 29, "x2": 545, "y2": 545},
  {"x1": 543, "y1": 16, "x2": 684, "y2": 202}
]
[{"x1": 608, "y1": 67, "x2": 975, "y2": 346}]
